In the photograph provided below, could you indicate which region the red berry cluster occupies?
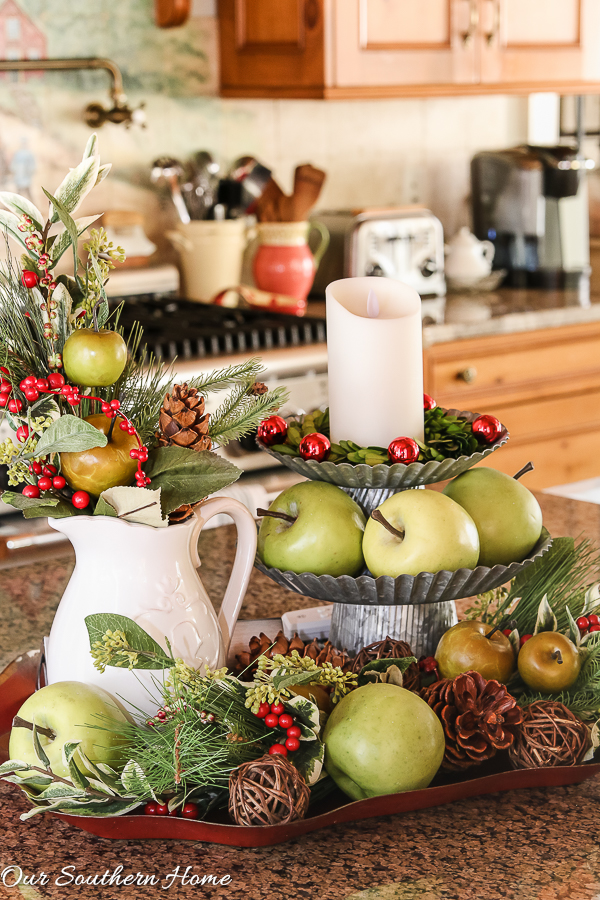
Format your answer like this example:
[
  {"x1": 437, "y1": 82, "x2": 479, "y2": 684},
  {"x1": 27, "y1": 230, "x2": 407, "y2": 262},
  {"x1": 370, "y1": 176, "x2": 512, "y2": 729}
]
[
  {"x1": 0, "y1": 366, "x2": 151, "y2": 504},
  {"x1": 577, "y1": 614, "x2": 600, "y2": 636},
  {"x1": 144, "y1": 800, "x2": 199, "y2": 819},
  {"x1": 255, "y1": 701, "x2": 301, "y2": 756},
  {"x1": 519, "y1": 633, "x2": 533, "y2": 647}
]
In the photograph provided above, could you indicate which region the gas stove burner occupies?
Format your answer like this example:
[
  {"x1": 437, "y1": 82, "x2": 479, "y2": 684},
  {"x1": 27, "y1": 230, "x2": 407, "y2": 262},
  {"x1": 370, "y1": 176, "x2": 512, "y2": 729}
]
[{"x1": 110, "y1": 295, "x2": 326, "y2": 362}]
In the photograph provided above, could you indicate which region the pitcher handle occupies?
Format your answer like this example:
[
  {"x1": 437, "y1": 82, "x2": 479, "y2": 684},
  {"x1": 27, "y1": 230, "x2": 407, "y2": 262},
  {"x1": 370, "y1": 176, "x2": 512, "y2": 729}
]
[
  {"x1": 481, "y1": 240, "x2": 495, "y2": 263},
  {"x1": 308, "y1": 221, "x2": 330, "y2": 269},
  {"x1": 191, "y1": 497, "x2": 257, "y2": 656}
]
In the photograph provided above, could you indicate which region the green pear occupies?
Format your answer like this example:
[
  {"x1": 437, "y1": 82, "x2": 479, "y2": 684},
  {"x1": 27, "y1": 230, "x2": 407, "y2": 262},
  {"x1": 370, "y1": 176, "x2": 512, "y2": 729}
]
[
  {"x1": 443, "y1": 466, "x2": 543, "y2": 567},
  {"x1": 323, "y1": 683, "x2": 445, "y2": 800}
]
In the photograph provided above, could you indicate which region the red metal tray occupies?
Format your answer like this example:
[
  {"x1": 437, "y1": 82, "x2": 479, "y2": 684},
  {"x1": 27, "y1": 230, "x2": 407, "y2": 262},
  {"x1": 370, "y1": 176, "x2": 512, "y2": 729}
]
[{"x1": 2, "y1": 652, "x2": 599, "y2": 847}]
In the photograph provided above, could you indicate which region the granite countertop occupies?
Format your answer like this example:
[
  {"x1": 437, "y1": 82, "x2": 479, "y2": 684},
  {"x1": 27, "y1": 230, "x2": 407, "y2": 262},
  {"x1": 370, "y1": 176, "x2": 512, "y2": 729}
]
[
  {"x1": 309, "y1": 287, "x2": 600, "y2": 347},
  {"x1": 1, "y1": 492, "x2": 600, "y2": 900}
]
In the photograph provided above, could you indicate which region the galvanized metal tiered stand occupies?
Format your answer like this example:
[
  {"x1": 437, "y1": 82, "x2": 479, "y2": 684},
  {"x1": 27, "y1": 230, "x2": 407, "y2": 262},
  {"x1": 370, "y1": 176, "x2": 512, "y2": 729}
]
[{"x1": 254, "y1": 410, "x2": 553, "y2": 657}]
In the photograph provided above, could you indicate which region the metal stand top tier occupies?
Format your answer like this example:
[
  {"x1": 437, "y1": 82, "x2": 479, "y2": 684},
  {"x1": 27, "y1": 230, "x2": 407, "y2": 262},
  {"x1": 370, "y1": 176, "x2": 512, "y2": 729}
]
[{"x1": 257, "y1": 409, "x2": 509, "y2": 490}]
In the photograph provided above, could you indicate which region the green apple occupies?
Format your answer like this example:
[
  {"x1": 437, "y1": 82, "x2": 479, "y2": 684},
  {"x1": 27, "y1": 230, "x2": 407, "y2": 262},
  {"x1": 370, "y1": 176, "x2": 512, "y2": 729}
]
[
  {"x1": 435, "y1": 619, "x2": 515, "y2": 683},
  {"x1": 257, "y1": 481, "x2": 366, "y2": 577},
  {"x1": 63, "y1": 328, "x2": 128, "y2": 388},
  {"x1": 323, "y1": 683, "x2": 445, "y2": 800},
  {"x1": 362, "y1": 489, "x2": 480, "y2": 578},
  {"x1": 60, "y1": 414, "x2": 138, "y2": 497},
  {"x1": 9, "y1": 681, "x2": 133, "y2": 787},
  {"x1": 443, "y1": 467, "x2": 543, "y2": 567}
]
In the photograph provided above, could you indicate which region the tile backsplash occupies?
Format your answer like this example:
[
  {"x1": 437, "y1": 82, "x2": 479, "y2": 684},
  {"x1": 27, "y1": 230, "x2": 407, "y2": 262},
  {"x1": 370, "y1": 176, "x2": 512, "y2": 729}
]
[{"x1": 0, "y1": 0, "x2": 528, "y2": 256}]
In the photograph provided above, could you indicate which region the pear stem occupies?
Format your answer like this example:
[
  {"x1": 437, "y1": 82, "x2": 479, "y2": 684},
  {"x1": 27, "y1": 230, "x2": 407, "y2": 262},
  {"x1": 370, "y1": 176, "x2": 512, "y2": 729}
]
[
  {"x1": 513, "y1": 461, "x2": 534, "y2": 481},
  {"x1": 485, "y1": 625, "x2": 502, "y2": 640},
  {"x1": 552, "y1": 649, "x2": 564, "y2": 665},
  {"x1": 12, "y1": 715, "x2": 55, "y2": 740},
  {"x1": 257, "y1": 508, "x2": 297, "y2": 525},
  {"x1": 371, "y1": 509, "x2": 405, "y2": 542}
]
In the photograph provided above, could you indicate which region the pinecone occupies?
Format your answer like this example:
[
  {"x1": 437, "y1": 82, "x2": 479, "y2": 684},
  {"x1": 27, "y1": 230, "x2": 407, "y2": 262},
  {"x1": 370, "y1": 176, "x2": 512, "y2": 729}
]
[
  {"x1": 233, "y1": 630, "x2": 350, "y2": 676},
  {"x1": 349, "y1": 637, "x2": 420, "y2": 691},
  {"x1": 421, "y1": 670, "x2": 523, "y2": 771},
  {"x1": 157, "y1": 384, "x2": 211, "y2": 451}
]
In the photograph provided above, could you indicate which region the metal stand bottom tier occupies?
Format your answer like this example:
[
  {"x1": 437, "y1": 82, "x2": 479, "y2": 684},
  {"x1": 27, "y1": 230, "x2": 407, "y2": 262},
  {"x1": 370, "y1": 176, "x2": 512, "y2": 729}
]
[{"x1": 329, "y1": 599, "x2": 458, "y2": 658}]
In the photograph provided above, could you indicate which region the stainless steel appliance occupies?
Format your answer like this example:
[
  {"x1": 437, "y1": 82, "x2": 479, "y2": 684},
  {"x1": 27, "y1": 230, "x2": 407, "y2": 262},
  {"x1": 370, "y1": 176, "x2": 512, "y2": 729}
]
[
  {"x1": 310, "y1": 207, "x2": 446, "y2": 324},
  {"x1": 471, "y1": 145, "x2": 592, "y2": 291}
]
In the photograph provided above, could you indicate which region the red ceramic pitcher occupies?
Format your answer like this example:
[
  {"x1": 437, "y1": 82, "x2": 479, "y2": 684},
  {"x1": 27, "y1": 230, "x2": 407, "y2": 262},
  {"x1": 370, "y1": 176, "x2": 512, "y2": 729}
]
[{"x1": 253, "y1": 221, "x2": 329, "y2": 302}]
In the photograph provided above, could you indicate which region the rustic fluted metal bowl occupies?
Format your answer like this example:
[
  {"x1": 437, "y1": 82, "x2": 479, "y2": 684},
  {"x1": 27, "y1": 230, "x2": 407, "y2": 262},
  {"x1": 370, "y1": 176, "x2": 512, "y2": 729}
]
[
  {"x1": 257, "y1": 409, "x2": 509, "y2": 489},
  {"x1": 254, "y1": 528, "x2": 552, "y2": 607}
]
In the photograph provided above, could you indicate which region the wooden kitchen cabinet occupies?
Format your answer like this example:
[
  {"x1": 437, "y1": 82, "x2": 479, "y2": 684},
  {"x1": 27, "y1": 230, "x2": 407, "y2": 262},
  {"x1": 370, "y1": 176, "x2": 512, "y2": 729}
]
[
  {"x1": 218, "y1": 0, "x2": 600, "y2": 98},
  {"x1": 423, "y1": 321, "x2": 600, "y2": 489}
]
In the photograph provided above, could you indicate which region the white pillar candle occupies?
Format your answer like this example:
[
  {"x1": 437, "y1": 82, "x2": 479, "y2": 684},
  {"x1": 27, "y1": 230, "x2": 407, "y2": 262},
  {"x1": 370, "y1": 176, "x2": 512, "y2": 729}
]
[{"x1": 326, "y1": 276, "x2": 424, "y2": 448}]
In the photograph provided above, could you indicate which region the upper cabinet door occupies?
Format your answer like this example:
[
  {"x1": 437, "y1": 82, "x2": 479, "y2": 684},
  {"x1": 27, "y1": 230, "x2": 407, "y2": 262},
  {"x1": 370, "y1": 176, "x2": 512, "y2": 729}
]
[
  {"x1": 479, "y1": 0, "x2": 600, "y2": 84},
  {"x1": 219, "y1": 0, "x2": 326, "y2": 97},
  {"x1": 331, "y1": 0, "x2": 478, "y2": 90}
]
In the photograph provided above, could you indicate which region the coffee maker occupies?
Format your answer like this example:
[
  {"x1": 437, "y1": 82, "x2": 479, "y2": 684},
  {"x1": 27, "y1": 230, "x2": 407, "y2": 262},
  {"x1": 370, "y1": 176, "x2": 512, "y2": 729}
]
[{"x1": 471, "y1": 145, "x2": 591, "y2": 290}]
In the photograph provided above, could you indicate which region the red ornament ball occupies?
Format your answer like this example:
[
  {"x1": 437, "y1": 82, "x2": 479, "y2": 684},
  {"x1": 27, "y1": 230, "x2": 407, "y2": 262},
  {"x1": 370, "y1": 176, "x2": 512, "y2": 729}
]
[
  {"x1": 520, "y1": 634, "x2": 533, "y2": 647},
  {"x1": 16, "y1": 425, "x2": 30, "y2": 443},
  {"x1": 8, "y1": 398, "x2": 23, "y2": 413},
  {"x1": 52, "y1": 476, "x2": 66, "y2": 490},
  {"x1": 502, "y1": 628, "x2": 513, "y2": 637},
  {"x1": 144, "y1": 802, "x2": 158, "y2": 816},
  {"x1": 423, "y1": 393, "x2": 437, "y2": 410},
  {"x1": 264, "y1": 713, "x2": 279, "y2": 728},
  {"x1": 255, "y1": 702, "x2": 270, "y2": 719},
  {"x1": 181, "y1": 803, "x2": 199, "y2": 819},
  {"x1": 472, "y1": 414, "x2": 503, "y2": 444},
  {"x1": 590, "y1": 625, "x2": 600, "y2": 633},
  {"x1": 72, "y1": 490, "x2": 91, "y2": 510},
  {"x1": 285, "y1": 737, "x2": 300, "y2": 752},
  {"x1": 577, "y1": 616, "x2": 590, "y2": 632},
  {"x1": 286, "y1": 725, "x2": 301, "y2": 739},
  {"x1": 387, "y1": 436, "x2": 420, "y2": 465},
  {"x1": 270, "y1": 702, "x2": 285, "y2": 715},
  {"x1": 21, "y1": 270, "x2": 39, "y2": 289},
  {"x1": 37, "y1": 476, "x2": 52, "y2": 491},
  {"x1": 154, "y1": 803, "x2": 169, "y2": 816},
  {"x1": 589, "y1": 614, "x2": 600, "y2": 626},
  {"x1": 22, "y1": 485, "x2": 40, "y2": 499},
  {"x1": 299, "y1": 432, "x2": 330, "y2": 462},
  {"x1": 268, "y1": 743, "x2": 288, "y2": 757},
  {"x1": 257, "y1": 415, "x2": 288, "y2": 447},
  {"x1": 278, "y1": 713, "x2": 294, "y2": 729}
]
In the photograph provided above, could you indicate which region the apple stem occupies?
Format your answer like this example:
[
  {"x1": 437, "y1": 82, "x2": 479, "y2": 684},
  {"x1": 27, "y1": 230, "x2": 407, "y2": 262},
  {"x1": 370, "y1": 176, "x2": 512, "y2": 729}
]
[
  {"x1": 371, "y1": 509, "x2": 405, "y2": 542},
  {"x1": 484, "y1": 625, "x2": 502, "y2": 640},
  {"x1": 513, "y1": 461, "x2": 534, "y2": 481},
  {"x1": 106, "y1": 415, "x2": 117, "y2": 442},
  {"x1": 12, "y1": 715, "x2": 55, "y2": 741},
  {"x1": 552, "y1": 649, "x2": 564, "y2": 665},
  {"x1": 256, "y1": 507, "x2": 297, "y2": 525}
]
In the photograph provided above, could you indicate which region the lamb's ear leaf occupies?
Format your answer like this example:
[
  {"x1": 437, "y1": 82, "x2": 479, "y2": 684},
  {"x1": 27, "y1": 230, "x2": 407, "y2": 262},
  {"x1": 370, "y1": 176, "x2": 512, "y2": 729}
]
[
  {"x1": 48, "y1": 154, "x2": 100, "y2": 221},
  {"x1": 565, "y1": 606, "x2": 582, "y2": 647},
  {"x1": 0, "y1": 192, "x2": 44, "y2": 230},
  {"x1": 533, "y1": 594, "x2": 557, "y2": 635}
]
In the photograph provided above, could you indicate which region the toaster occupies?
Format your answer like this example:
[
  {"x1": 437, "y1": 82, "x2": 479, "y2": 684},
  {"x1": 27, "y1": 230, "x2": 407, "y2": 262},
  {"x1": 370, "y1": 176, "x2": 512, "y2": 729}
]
[{"x1": 310, "y1": 207, "x2": 447, "y2": 311}]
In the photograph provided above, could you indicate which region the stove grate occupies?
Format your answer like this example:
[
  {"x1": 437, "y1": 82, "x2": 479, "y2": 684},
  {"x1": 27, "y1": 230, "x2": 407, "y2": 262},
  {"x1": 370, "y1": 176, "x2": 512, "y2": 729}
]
[{"x1": 109, "y1": 294, "x2": 326, "y2": 362}]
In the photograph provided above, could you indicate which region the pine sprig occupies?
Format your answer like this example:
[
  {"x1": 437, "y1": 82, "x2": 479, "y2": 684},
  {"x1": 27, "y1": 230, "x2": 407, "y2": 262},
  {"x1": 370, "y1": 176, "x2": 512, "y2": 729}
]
[
  {"x1": 190, "y1": 358, "x2": 264, "y2": 396},
  {"x1": 487, "y1": 537, "x2": 600, "y2": 634},
  {"x1": 209, "y1": 382, "x2": 289, "y2": 448}
]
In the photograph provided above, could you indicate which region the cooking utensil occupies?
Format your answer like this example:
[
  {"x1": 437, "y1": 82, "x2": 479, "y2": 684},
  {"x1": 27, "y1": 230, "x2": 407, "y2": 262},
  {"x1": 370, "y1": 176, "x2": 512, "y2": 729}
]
[
  {"x1": 150, "y1": 156, "x2": 190, "y2": 224},
  {"x1": 290, "y1": 164, "x2": 326, "y2": 221},
  {"x1": 229, "y1": 156, "x2": 274, "y2": 212}
]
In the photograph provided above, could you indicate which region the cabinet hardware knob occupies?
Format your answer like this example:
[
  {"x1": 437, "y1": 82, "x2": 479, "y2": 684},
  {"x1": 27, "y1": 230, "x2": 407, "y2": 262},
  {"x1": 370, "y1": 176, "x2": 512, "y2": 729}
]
[
  {"x1": 485, "y1": 0, "x2": 501, "y2": 44},
  {"x1": 461, "y1": 0, "x2": 479, "y2": 46},
  {"x1": 457, "y1": 367, "x2": 477, "y2": 384}
]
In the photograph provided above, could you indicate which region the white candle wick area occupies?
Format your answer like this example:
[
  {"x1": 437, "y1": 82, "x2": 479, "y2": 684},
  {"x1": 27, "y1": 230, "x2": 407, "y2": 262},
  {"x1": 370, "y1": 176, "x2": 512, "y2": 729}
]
[{"x1": 367, "y1": 289, "x2": 380, "y2": 319}]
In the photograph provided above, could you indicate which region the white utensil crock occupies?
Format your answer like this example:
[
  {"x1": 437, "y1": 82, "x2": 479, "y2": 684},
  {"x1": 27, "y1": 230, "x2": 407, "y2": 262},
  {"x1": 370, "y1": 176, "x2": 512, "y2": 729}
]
[
  {"x1": 166, "y1": 220, "x2": 248, "y2": 303},
  {"x1": 45, "y1": 497, "x2": 257, "y2": 716}
]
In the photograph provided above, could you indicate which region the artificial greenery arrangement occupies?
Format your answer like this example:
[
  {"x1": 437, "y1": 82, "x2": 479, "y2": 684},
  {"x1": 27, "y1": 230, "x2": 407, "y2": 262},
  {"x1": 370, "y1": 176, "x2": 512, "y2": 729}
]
[
  {"x1": 264, "y1": 404, "x2": 492, "y2": 466},
  {"x1": 0, "y1": 136, "x2": 286, "y2": 523},
  {"x1": 1, "y1": 612, "x2": 357, "y2": 820},
  {"x1": 468, "y1": 536, "x2": 600, "y2": 720}
]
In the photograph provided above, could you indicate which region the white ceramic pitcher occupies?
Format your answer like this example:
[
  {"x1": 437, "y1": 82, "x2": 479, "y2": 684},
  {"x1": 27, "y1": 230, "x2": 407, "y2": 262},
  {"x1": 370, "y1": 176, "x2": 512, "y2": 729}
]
[{"x1": 45, "y1": 497, "x2": 257, "y2": 716}]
